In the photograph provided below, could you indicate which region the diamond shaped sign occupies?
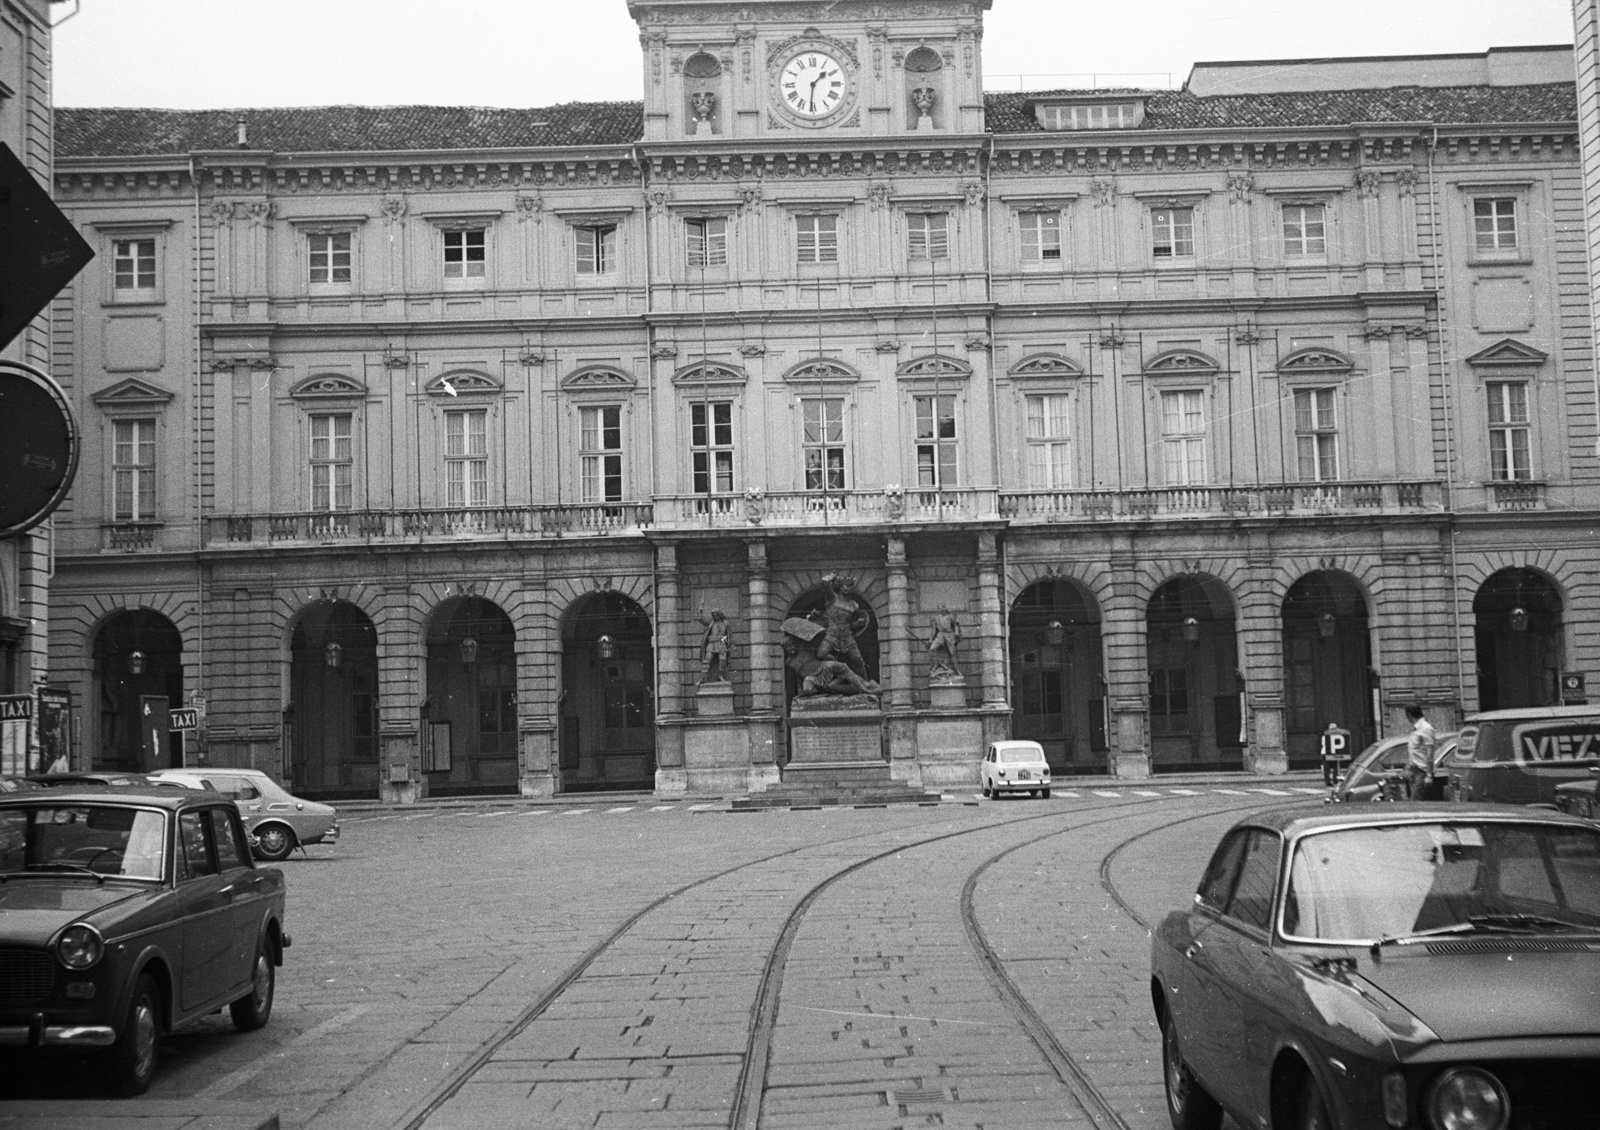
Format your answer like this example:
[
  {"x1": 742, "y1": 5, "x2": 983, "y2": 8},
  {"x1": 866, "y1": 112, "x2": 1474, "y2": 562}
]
[{"x1": 0, "y1": 141, "x2": 95, "y2": 351}]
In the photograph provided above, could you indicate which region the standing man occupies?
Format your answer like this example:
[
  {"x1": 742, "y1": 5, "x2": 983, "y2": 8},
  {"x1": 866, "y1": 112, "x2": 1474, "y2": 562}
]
[{"x1": 1404, "y1": 703, "x2": 1436, "y2": 800}]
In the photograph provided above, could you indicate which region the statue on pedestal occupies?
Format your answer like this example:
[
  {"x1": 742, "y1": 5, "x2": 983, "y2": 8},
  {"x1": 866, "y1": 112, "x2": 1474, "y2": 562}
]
[
  {"x1": 815, "y1": 573, "x2": 872, "y2": 680},
  {"x1": 781, "y1": 617, "x2": 880, "y2": 701},
  {"x1": 697, "y1": 605, "x2": 731, "y2": 684},
  {"x1": 926, "y1": 605, "x2": 962, "y2": 681}
]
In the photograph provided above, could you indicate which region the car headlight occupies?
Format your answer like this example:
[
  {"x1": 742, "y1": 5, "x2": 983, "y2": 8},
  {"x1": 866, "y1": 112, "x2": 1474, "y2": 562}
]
[
  {"x1": 1428, "y1": 1067, "x2": 1509, "y2": 1130},
  {"x1": 55, "y1": 924, "x2": 105, "y2": 971}
]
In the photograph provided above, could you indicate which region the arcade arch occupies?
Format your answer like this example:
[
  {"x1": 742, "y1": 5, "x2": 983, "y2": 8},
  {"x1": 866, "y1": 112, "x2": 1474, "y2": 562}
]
[
  {"x1": 1282, "y1": 571, "x2": 1374, "y2": 768},
  {"x1": 91, "y1": 609, "x2": 183, "y2": 771},
  {"x1": 1145, "y1": 575, "x2": 1242, "y2": 772},
  {"x1": 1008, "y1": 578, "x2": 1106, "y2": 775},
  {"x1": 287, "y1": 601, "x2": 378, "y2": 800},
  {"x1": 425, "y1": 597, "x2": 519, "y2": 797},
  {"x1": 1474, "y1": 567, "x2": 1564, "y2": 710},
  {"x1": 560, "y1": 592, "x2": 654, "y2": 792}
]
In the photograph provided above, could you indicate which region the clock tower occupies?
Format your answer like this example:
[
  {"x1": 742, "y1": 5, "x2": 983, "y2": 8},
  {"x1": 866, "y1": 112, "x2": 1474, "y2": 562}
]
[{"x1": 626, "y1": 0, "x2": 992, "y2": 141}]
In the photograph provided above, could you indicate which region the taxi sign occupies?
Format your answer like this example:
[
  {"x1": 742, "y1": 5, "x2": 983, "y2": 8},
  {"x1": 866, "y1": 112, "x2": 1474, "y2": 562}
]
[{"x1": 168, "y1": 708, "x2": 200, "y2": 732}]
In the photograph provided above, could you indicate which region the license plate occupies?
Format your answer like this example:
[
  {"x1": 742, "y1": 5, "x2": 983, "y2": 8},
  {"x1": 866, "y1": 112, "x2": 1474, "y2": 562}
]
[{"x1": 1017, "y1": 770, "x2": 1032, "y2": 780}]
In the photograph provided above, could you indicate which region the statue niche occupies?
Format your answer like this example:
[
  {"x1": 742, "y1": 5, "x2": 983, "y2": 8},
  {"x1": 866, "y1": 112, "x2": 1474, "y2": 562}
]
[{"x1": 782, "y1": 574, "x2": 880, "y2": 710}]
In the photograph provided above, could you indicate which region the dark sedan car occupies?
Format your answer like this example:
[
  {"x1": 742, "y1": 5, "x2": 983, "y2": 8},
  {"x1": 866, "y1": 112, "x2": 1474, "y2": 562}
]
[
  {"x1": 0, "y1": 786, "x2": 289, "y2": 1095},
  {"x1": 1326, "y1": 733, "x2": 1459, "y2": 804},
  {"x1": 1152, "y1": 805, "x2": 1597, "y2": 1130},
  {"x1": 1555, "y1": 767, "x2": 1599, "y2": 822}
]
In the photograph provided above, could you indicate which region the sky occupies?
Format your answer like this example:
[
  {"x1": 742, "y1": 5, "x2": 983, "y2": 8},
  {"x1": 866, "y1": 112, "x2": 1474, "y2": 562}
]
[{"x1": 53, "y1": 0, "x2": 1578, "y2": 109}]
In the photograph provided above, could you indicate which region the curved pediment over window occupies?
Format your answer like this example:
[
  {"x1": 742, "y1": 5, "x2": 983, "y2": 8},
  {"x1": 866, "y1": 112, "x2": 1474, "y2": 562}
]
[
  {"x1": 1143, "y1": 349, "x2": 1220, "y2": 377},
  {"x1": 289, "y1": 373, "x2": 367, "y2": 400},
  {"x1": 1008, "y1": 352, "x2": 1084, "y2": 379},
  {"x1": 782, "y1": 358, "x2": 861, "y2": 384},
  {"x1": 560, "y1": 365, "x2": 637, "y2": 391},
  {"x1": 672, "y1": 360, "x2": 749, "y2": 387},
  {"x1": 896, "y1": 353, "x2": 972, "y2": 380},
  {"x1": 91, "y1": 377, "x2": 175, "y2": 409},
  {"x1": 1276, "y1": 347, "x2": 1354, "y2": 378},
  {"x1": 1465, "y1": 338, "x2": 1548, "y2": 369},
  {"x1": 426, "y1": 370, "x2": 501, "y2": 397}
]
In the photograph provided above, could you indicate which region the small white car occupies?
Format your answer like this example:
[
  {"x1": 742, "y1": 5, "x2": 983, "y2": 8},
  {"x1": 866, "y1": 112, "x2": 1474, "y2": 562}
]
[
  {"x1": 148, "y1": 768, "x2": 339, "y2": 862},
  {"x1": 980, "y1": 740, "x2": 1052, "y2": 798}
]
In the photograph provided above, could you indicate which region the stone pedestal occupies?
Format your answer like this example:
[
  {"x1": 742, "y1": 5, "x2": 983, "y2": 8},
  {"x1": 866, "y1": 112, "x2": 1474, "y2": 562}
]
[
  {"x1": 788, "y1": 703, "x2": 884, "y2": 764},
  {"x1": 682, "y1": 717, "x2": 753, "y2": 795},
  {"x1": 695, "y1": 681, "x2": 734, "y2": 717},
  {"x1": 929, "y1": 677, "x2": 968, "y2": 710},
  {"x1": 913, "y1": 711, "x2": 984, "y2": 790},
  {"x1": 1111, "y1": 704, "x2": 1152, "y2": 779},
  {"x1": 1247, "y1": 703, "x2": 1289, "y2": 775}
]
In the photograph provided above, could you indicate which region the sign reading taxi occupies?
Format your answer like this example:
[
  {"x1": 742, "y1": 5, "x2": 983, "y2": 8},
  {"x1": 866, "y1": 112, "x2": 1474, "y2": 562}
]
[
  {"x1": 168, "y1": 708, "x2": 200, "y2": 732},
  {"x1": 0, "y1": 141, "x2": 96, "y2": 351}
]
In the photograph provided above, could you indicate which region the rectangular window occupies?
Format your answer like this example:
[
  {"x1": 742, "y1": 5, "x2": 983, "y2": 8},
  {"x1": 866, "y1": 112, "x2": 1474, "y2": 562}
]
[
  {"x1": 576, "y1": 226, "x2": 617, "y2": 275},
  {"x1": 1151, "y1": 206, "x2": 1194, "y2": 259},
  {"x1": 915, "y1": 394, "x2": 958, "y2": 487},
  {"x1": 580, "y1": 405, "x2": 623, "y2": 503},
  {"x1": 112, "y1": 239, "x2": 157, "y2": 294},
  {"x1": 1474, "y1": 198, "x2": 1518, "y2": 253},
  {"x1": 309, "y1": 413, "x2": 353, "y2": 512},
  {"x1": 1020, "y1": 212, "x2": 1062, "y2": 262},
  {"x1": 1486, "y1": 381, "x2": 1531, "y2": 481},
  {"x1": 444, "y1": 409, "x2": 488, "y2": 508},
  {"x1": 908, "y1": 212, "x2": 949, "y2": 261},
  {"x1": 443, "y1": 229, "x2": 486, "y2": 279},
  {"x1": 802, "y1": 397, "x2": 845, "y2": 490},
  {"x1": 1282, "y1": 204, "x2": 1326, "y2": 258},
  {"x1": 1025, "y1": 394, "x2": 1072, "y2": 489},
  {"x1": 112, "y1": 418, "x2": 156, "y2": 521},
  {"x1": 308, "y1": 232, "x2": 352, "y2": 284},
  {"x1": 686, "y1": 217, "x2": 727, "y2": 268},
  {"x1": 796, "y1": 214, "x2": 838, "y2": 264},
  {"x1": 1160, "y1": 390, "x2": 1207, "y2": 486},
  {"x1": 1293, "y1": 388, "x2": 1339, "y2": 482},
  {"x1": 690, "y1": 401, "x2": 734, "y2": 494}
]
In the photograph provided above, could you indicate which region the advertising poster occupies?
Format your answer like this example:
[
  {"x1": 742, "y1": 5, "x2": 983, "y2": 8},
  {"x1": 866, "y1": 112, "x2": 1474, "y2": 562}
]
[{"x1": 37, "y1": 687, "x2": 71, "y2": 774}]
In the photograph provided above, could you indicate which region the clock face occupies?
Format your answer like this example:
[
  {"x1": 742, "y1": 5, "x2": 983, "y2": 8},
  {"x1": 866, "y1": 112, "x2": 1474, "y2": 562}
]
[{"x1": 779, "y1": 51, "x2": 846, "y2": 119}]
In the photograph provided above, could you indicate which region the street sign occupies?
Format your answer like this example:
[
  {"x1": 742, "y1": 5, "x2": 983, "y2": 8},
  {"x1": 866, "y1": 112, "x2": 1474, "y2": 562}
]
[
  {"x1": 0, "y1": 693, "x2": 32, "y2": 776},
  {"x1": 168, "y1": 708, "x2": 200, "y2": 732},
  {"x1": 0, "y1": 141, "x2": 95, "y2": 351},
  {"x1": 0, "y1": 360, "x2": 80, "y2": 537},
  {"x1": 1562, "y1": 672, "x2": 1587, "y2": 705}
]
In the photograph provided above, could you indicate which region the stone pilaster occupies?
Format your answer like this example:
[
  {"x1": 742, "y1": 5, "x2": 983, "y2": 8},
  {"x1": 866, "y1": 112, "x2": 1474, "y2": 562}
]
[
  {"x1": 747, "y1": 540, "x2": 778, "y2": 717},
  {"x1": 976, "y1": 532, "x2": 1006, "y2": 708},
  {"x1": 376, "y1": 583, "x2": 421, "y2": 804},
  {"x1": 884, "y1": 536, "x2": 912, "y2": 709},
  {"x1": 654, "y1": 542, "x2": 688, "y2": 794},
  {"x1": 1101, "y1": 552, "x2": 1150, "y2": 777},
  {"x1": 1239, "y1": 555, "x2": 1288, "y2": 775}
]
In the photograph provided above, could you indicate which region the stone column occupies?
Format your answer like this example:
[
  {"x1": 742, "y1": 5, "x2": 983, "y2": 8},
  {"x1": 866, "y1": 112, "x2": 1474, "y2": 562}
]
[
  {"x1": 1102, "y1": 549, "x2": 1150, "y2": 778},
  {"x1": 976, "y1": 532, "x2": 1007, "y2": 708},
  {"x1": 654, "y1": 542, "x2": 687, "y2": 794},
  {"x1": 516, "y1": 584, "x2": 557, "y2": 798},
  {"x1": 1239, "y1": 553, "x2": 1288, "y2": 775},
  {"x1": 376, "y1": 583, "x2": 422, "y2": 804},
  {"x1": 884, "y1": 537, "x2": 912, "y2": 710},
  {"x1": 746, "y1": 540, "x2": 782, "y2": 782}
]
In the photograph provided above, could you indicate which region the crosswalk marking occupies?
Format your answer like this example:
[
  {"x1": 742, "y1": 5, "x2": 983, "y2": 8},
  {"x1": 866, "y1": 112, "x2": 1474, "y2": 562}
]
[
  {"x1": 1248, "y1": 788, "x2": 1292, "y2": 796},
  {"x1": 651, "y1": 805, "x2": 677, "y2": 811},
  {"x1": 1058, "y1": 791, "x2": 1081, "y2": 798},
  {"x1": 606, "y1": 806, "x2": 635, "y2": 813},
  {"x1": 1167, "y1": 788, "x2": 1200, "y2": 796},
  {"x1": 1133, "y1": 790, "x2": 1163, "y2": 797},
  {"x1": 520, "y1": 808, "x2": 550, "y2": 816},
  {"x1": 561, "y1": 809, "x2": 591, "y2": 816},
  {"x1": 1213, "y1": 789, "x2": 1248, "y2": 795},
  {"x1": 1290, "y1": 787, "x2": 1326, "y2": 794},
  {"x1": 688, "y1": 803, "x2": 719, "y2": 811},
  {"x1": 1093, "y1": 790, "x2": 1122, "y2": 798}
]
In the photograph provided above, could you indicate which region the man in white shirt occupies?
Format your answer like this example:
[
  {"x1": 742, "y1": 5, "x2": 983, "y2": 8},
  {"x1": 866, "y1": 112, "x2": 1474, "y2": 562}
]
[{"x1": 1404, "y1": 703, "x2": 1437, "y2": 800}]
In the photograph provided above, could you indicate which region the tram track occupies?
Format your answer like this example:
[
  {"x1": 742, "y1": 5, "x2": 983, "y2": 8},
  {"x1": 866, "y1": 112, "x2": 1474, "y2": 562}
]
[{"x1": 397, "y1": 792, "x2": 1303, "y2": 1130}]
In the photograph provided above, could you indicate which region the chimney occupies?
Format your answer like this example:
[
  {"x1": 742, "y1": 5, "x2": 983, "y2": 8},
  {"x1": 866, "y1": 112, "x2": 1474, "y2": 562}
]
[{"x1": 236, "y1": 118, "x2": 248, "y2": 148}]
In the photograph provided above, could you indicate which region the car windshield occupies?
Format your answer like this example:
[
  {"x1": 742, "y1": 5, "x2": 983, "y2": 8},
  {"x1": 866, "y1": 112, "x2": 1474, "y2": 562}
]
[
  {"x1": 1283, "y1": 821, "x2": 1600, "y2": 942},
  {"x1": 1000, "y1": 748, "x2": 1044, "y2": 764},
  {"x1": 0, "y1": 805, "x2": 168, "y2": 880}
]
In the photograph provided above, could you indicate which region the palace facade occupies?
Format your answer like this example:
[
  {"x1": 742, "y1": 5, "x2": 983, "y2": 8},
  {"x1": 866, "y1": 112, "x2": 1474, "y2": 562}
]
[{"x1": 47, "y1": 0, "x2": 1599, "y2": 800}]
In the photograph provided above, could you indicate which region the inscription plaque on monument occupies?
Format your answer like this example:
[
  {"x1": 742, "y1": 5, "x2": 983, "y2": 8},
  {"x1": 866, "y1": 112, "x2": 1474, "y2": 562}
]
[{"x1": 789, "y1": 710, "x2": 884, "y2": 764}]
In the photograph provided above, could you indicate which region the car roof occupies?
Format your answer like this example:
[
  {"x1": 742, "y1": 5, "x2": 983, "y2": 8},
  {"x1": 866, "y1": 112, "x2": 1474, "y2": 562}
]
[
  {"x1": 1229, "y1": 802, "x2": 1595, "y2": 837},
  {"x1": 151, "y1": 767, "x2": 270, "y2": 779},
  {"x1": 1464, "y1": 705, "x2": 1600, "y2": 723},
  {"x1": 0, "y1": 784, "x2": 230, "y2": 809},
  {"x1": 992, "y1": 740, "x2": 1043, "y2": 749}
]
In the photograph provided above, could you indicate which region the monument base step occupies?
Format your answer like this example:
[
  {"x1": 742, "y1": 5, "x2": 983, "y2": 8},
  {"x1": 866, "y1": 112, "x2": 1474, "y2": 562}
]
[{"x1": 731, "y1": 759, "x2": 945, "y2": 810}]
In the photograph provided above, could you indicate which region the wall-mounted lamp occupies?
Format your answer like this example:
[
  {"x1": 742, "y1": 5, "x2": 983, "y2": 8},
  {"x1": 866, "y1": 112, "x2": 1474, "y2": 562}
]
[
  {"x1": 1182, "y1": 616, "x2": 1200, "y2": 644},
  {"x1": 460, "y1": 637, "x2": 479, "y2": 665},
  {"x1": 597, "y1": 634, "x2": 618, "y2": 661},
  {"x1": 127, "y1": 650, "x2": 146, "y2": 676},
  {"x1": 1509, "y1": 607, "x2": 1529, "y2": 633},
  {"x1": 1318, "y1": 612, "x2": 1337, "y2": 640},
  {"x1": 1046, "y1": 620, "x2": 1065, "y2": 645},
  {"x1": 324, "y1": 641, "x2": 343, "y2": 669}
]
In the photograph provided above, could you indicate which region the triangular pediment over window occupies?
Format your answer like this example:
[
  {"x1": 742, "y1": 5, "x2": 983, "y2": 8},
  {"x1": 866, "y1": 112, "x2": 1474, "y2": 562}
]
[
  {"x1": 561, "y1": 365, "x2": 637, "y2": 391},
  {"x1": 896, "y1": 353, "x2": 971, "y2": 380},
  {"x1": 1008, "y1": 352, "x2": 1084, "y2": 379},
  {"x1": 1143, "y1": 349, "x2": 1220, "y2": 377},
  {"x1": 1276, "y1": 347, "x2": 1354, "y2": 377},
  {"x1": 91, "y1": 378, "x2": 174, "y2": 409},
  {"x1": 672, "y1": 360, "x2": 749, "y2": 387},
  {"x1": 1465, "y1": 338, "x2": 1548, "y2": 369},
  {"x1": 782, "y1": 358, "x2": 860, "y2": 384},
  {"x1": 425, "y1": 370, "x2": 502, "y2": 397},
  {"x1": 290, "y1": 374, "x2": 368, "y2": 400}
]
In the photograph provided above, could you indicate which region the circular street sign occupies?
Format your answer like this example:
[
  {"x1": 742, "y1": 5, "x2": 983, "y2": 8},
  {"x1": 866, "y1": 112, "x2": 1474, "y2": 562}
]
[{"x1": 0, "y1": 360, "x2": 79, "y2": 538}]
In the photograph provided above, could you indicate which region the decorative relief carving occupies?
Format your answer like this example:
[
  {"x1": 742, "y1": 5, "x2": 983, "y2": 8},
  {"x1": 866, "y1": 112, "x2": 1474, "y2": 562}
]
[
  {"x1": 246, "y1": 200, "x2": 275, "y2": 226},
  {"x1": 673, "y1": 360, "x2": 749, "y2": 385},
  {"x1": 651, "y1": 344, "x2": 679, "y2": 360},
  {"x1": 515, "y1": 193, "x2": 544, "y2": 223},
  {"x1": 1226, "y1": 169, "x2": 1253, "y2": 202},
  {"x1": 783, "y1": 358, "x2": 860, "y2": 383},
  {"x1": 1356, "y1": 169, "x2": 1382, "y2": 198},
  {"x1": 290, "y1": 374, "x2": 367, "y2": 399},
  {"x1": 738, "y1": 183, "x2": 763, "y2": 210},
  {"x1": 427, "y1": 371, "x2": 501, "y2": 397},
  {"x1": 646, "y1": 189, "x2": 672, "y2": 215},
  {"x1": 866, "y1": 181, "x2": 892, "y2": 210},
  {"x1": 766, "y1": 27, "x2": 859, "y2": 69},
  {"x1": 1008, "y1": 352, "x2": 1083, "y2": 378},
  {"x1": 382, "y1": 351, "x2": 411, "y2": 370},
  {"x1": 562, "y1": 365, "x2": 638, "y2": 390},
  {"x1": 379, "y1": 195, "x2": 407, "y2": 224},
  {"x1": 867, "y1": 25, "x2": 887, "y2": 79},
  {"x1": 209, "y1": 201, "x2": 236, "y2": 223},
  {"x1": 1090, "y1": 176, "x2": 1117, "y2": 207},
  {"x1": 691, "y1": 91, "x2": 717, "y2": 124},
  {"x1": 1234, "y1": 327, "x2": 1264, "y2": 347},
  {"x1": 1395, "y1": 167, "x2": 1417, "y2": 197},
  {"x1": 961, "y1": 180, "x2": 985, "y2": 208},
  {"x1": 875, "y1": 341, "x2": 900, "y2": 353},
  {"x1": 964, "y1": 335, "x2": 991, "y2": 351},
  {"x1": 896, "y1": 354, "x2": 971, "y2": 379},
  {"x1": 1144, "y1": 349, "x2": 1220, "y2": 376},
  {"x1": 1277, "y1": 347, "x2": 1355, "y2": 376},
  {"x1": 738, "y1": 343, "x2": 767, "y2": 357},
  {"x1": 518, "y1": 350, "x2": 545, "y2": 366}
]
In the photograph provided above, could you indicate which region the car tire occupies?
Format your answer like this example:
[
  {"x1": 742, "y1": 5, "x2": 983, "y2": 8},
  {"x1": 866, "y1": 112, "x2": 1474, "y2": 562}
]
[
  {"x1": 1297, "y1": 1079, "x2": 1332, "y2": 1130},
  {"x1": 105, "y1": 973, "x2": 160, "y2": 1097},
  {"x1": 1162, "y1": 1016, "x2": 1222, "y2": 1130},
  {"x1": 230, "y1": 936, "x2": 275, "y2": 1032},
  {"x1": 1042, "y1": 788, "x2": 1051, "y2": 799},
  {"x1": 981, "y1": 780, "x2": 991, "y2": 798},
  {"x1": 252, "y1": 824, "x2": 295, "y2": 862}
]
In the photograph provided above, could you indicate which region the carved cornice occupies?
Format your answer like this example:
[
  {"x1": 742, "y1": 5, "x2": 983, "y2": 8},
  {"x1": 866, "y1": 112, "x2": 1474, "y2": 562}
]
[
  {"x1": 782, "y1": 358, "x2": 860, "y2": 384},
  {"x1": 1143, "y1": 349, "x2": 1220, "y2": 377},
  {"x1": 290, "y1": 374, "x2": 368, "y2": 400},
  {"x1": 426, "y1": 370, "x2": 502, "y2": 397},
  {"x1": 672, "y1": 360, "x2": 749, "y2": 386},
  {"x1": 210, "y1": 355, "x2": 275, "y2": 372},
  {"x1": 1464, "y1": 338, "x2": 1549, "y2": 368},
  {"x1": 90, "y1": 377, "x2": 176, "y2": 408},
  {"x1": 896, "y1": 353, "x2": 971, "y2": 380},
  {"x1": 1008, "y1": 352, "x2": 1083, "y2": 379},
  {"x1": 561, "y1": 365, "x2": 637, "y2": 391},
  {"x1": 1275, "y1": 347, "x2": 1355, "y2": 377}
]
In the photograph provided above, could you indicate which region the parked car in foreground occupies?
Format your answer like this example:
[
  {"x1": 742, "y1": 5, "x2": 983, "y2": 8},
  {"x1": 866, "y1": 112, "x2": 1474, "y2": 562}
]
[
  {"x1": 147, "y1": 768, "x2": 339, "y2": 862},
  {"x1": 26, "y1": 772, "x2": 190, "y2": 791},
  {"x1": 1326, "y1": 733, "x2": 1459, "y2": 804},
  {"x1": 0, "y1": 785, "x2": 289, "y2": 1095},
  {"x1": 980, "y1": 740, "x2": 1051, "y2": 798},
  {"x1": 1152, "y1": 805, "x2": 1597, "y2": 1130},
  {"x1": 0, "y1": 777, "x2": 43, "y2": 793},
  {"x1": 1450, "y1": 704, "x2": 1600, "y2": 809},
  {"x1": 1554, "y1": 766, "x2": 1599, "y2": 822}
]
